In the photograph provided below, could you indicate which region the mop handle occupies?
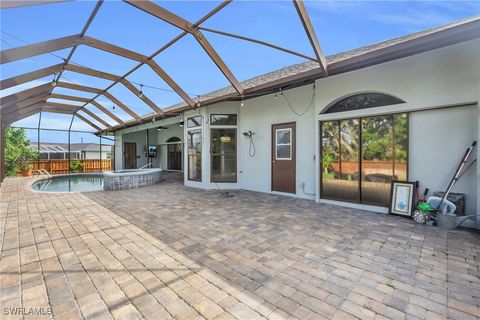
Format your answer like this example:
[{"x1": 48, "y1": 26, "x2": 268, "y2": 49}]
[{"x1": 438, "y1": 141, "x2": 477, "y2": 209}]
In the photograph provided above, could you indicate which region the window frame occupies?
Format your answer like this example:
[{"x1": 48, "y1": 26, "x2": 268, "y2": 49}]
[
  {"x1": 275, "y1": 128, "x2": 292, "y2": 160},
  {"x1": 187, "y1": 115, "x2": 203, "y2": 129},
  {"x1": 210, "y1": 114, "x2": 238, "y2": 126}
]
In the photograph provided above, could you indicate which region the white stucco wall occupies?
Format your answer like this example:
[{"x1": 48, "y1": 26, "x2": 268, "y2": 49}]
[
  {"x1": 237, "y1": 85, "x2": 316, "y2": 199},
  {"x1": 409, "y1": 105, "x2": 477, "y2": 217}
]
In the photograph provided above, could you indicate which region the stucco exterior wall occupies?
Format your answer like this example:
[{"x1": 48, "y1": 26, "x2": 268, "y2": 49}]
[
  {"x1": 409, "y1": 105, "x2": 477, "y2": 220},
  {"x1": 237, "y1": 85, "x2": 316, "y2": 199}
]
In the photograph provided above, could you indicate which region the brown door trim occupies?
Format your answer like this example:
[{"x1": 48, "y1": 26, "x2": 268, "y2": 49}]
[{"x1": 271, "y1": 122, "x2": 296, "y2": 193}]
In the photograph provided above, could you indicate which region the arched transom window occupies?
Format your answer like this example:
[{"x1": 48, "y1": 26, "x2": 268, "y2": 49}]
[{"x1": 325, "y1": 93, "x2": 405, "y2": 114}]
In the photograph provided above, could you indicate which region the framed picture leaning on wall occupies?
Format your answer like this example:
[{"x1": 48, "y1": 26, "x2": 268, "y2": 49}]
[{"x1": 389, "y1": 180, "x2": 416, "y2": 217}]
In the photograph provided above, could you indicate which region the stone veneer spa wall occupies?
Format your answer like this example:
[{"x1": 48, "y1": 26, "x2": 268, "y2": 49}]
[{"x1": 103, "y1": 169, "x2": 162, "y2": 191}]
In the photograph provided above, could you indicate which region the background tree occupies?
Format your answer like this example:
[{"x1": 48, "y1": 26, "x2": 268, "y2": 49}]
[{"x1": 4, "y1": 127, "x2": 39, "y2": 176}]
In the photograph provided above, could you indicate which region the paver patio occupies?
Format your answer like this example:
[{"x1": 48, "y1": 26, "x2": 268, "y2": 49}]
[{"x1": 1, "y1": 175, "x2": 479, "y2": 320}]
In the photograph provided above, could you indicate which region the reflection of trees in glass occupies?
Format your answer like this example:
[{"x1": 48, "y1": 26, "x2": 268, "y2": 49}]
[
  {"x1": 361, "y1": 116, "x2": 393, "y2": 161},
  {"x1": 321, "y1": 113, "x2": 408, "y2": 204},
  {"x1": 321, "y1": 121, "x2": 339, "y2": 176},
  {"x1": 394, "y1": 114, "x2": 408, "y2": 163},
  {"x1": 340, "y1": 119, "x2": 359, "y2": 162}
]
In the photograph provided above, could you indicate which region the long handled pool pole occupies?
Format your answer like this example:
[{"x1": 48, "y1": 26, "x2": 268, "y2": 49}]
[{"x1": 437, "y1": 141, "x2": 476, "y2": 210}]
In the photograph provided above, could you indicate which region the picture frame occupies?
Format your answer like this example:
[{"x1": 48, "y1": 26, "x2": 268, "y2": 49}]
[{"x1": 389, "y1": 180, "x2": 415, "y2": 217}]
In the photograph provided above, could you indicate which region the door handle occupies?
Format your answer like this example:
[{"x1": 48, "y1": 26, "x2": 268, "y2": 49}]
[{"x1": 272, "y1": 160, "x2": 276, "y2": 163}]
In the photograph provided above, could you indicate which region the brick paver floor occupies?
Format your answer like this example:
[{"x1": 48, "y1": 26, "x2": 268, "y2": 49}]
[{"x1": 1, "y1": 176, "x2": 479, "y2": 320}]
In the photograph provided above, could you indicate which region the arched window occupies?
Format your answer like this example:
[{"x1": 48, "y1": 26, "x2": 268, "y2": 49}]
[
  {"x1": 325, "y1": 93, "x2": 405, "y2": 114},
  {"x1": 166, "y1": 137, "x2": 181, "y2": 143}
]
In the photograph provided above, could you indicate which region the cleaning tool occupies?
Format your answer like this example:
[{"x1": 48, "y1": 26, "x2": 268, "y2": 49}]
[{"x1": 431, "y1": 141, "x2": 476, "y2": 211}]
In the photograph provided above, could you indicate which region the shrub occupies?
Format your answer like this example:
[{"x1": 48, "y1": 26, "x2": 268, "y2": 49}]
[
  {"x1": 4, "y1": 127, "x2": 38, "y2": 176},
  {"x1": 70, "y1": 159, "x2": 84, "y2": 173}
]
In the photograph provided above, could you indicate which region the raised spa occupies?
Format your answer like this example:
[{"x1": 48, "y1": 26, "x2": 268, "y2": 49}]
[
  {"x1": 103, "y1": 168, "x2": 162, "y2": 191},
  {"x1": 31, "y1": 168, "x2": 162, "y2": 192}
]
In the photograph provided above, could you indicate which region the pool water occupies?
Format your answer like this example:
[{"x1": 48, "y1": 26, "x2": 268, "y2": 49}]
[{"x1": 32, "y1": 174, "x2": 104, "y2": 192}]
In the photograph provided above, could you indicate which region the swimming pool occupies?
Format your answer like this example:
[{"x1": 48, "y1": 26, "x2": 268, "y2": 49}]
[
  {"x1": 31, "y1": 168, "x2": 163, "y2": 192},
  {"x1": 31, "y1": 174, "x2": 104, "y2": 192}
]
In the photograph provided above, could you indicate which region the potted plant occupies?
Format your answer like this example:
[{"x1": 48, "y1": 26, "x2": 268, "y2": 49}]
[{"x1": 19, "y1": 162, "x2": 33, "y2": 177}]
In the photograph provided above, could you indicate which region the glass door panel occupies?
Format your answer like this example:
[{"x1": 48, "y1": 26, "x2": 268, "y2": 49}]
[
  {"x1": 361, "y1": 116, "x2": 394, "y2": 205},
  {"x1": 187, "y1": 130, "x2": 202, "y2": 181},
  {"x1": 321, "y1": 121, "x2": 341, "y2": 200},
  {"x1": 394, "y1": 114, "x2": 408, "y2": 181},
  {"x1": 276, "y1": 128, "x2": 292, "y2": 159},
  {"x1": 339, "y1": 119, "x2": 360, "y2": 202},
  {"x1": 211, "y1": 128, "x2": 237, "y2": 182}
]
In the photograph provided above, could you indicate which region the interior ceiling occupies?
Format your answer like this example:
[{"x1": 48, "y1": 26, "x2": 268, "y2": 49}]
[{"x1": 0, "y1": 0, "x2": 327, "y2": 133}]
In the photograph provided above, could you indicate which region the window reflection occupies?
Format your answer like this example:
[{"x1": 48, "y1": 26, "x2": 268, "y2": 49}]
[
  {"x1": 361, "y1": 116, "x2": 394, "y2": 205},
  {"x1": 211, "y1": 129, "x2": 237, "y2": 182},
  {"x1": 321, "y1": 114, "x2": 408, "y2": 206},
  {"x1": 321, "y1": 120, "x2": 360, "y2": 202},
  {"x1": 187, "y1": 130, "x2": 202, "y2": 181}
]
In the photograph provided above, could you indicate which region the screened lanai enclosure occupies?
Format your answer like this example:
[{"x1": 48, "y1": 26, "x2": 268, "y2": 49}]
[{"x1": 0, "y1": 0, "x2": 332, "y2": 181}]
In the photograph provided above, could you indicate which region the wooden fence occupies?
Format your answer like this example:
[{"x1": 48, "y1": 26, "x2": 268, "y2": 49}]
[{"x1": 18, "y1": 159, "x2": 113, "y2": 175}]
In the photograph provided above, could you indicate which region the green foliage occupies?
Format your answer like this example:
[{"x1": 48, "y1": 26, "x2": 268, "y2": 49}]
[
  {"x1": 322, "y1": 153, "x2": 334, "y2": 172},
  {"x1": 70, "y1": 159, "x2": 84, "y2": 173},
  {"x1": 4, "y1": 127, "x2": 38, "y2": 176}
]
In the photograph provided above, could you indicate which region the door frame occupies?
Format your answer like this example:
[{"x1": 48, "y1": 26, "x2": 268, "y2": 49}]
[
  {"x1": 123, "y1": 142, "x2": 137, "y2": 169},
  {"x1": 271, "y1": 122, "x2": 296, "y2": 193}
]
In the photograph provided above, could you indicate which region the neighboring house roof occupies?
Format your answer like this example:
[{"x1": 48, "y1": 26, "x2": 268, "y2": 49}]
[{"x1": 31, "y1": 142, "x2": 112, "y2": 153}]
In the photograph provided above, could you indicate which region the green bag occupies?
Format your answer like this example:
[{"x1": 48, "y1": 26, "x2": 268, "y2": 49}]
[{"x1": 417, "y1": 202, "x2": 433, "y2": 212}]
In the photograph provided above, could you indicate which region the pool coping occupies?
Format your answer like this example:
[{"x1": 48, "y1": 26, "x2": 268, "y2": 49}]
[
  {"x1": 28, "y1": 170, "x2": 164, "y2": 193},
  {"x1": 27, "y1": 173, "x2": 106, "y2": 194}
]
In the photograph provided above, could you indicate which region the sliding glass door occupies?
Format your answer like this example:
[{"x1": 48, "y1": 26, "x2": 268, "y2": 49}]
[
  {"x1": 321, "y1": 120, "x2": 360, "y2": 202},
  {"x1": 321, "y1": 113, "x2": 408, "y2": 206}
]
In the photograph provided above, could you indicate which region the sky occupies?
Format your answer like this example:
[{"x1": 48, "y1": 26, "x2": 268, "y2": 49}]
[{"x1": 1, "y1": 0, "x2": 479, "y2": 143}]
